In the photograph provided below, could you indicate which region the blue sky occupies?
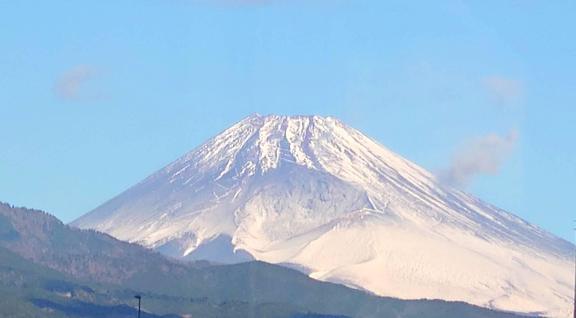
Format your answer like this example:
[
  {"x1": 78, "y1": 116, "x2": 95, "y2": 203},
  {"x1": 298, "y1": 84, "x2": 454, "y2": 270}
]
[{"x1": 0, "y1": 0, "x2": 574, "y2": 240}]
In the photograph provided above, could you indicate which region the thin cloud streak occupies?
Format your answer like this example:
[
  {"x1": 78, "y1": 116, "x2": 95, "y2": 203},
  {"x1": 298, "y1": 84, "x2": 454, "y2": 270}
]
[
  {"x1": 55, "y1": 65, "x2": 99, "y2": 101},
  {"x1": 483, "y1": 76, "x2": 523, "y2": 105}
]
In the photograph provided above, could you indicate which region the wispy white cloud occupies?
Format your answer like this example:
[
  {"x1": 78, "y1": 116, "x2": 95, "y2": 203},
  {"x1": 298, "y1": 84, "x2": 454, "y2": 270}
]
[
  {"x1": 55, "y1": 65, "x2": 100, "y2": 101},
  {"x1": 483, "y1": 76, "x2": 523, "y2": 105},
  {"x1": 438, "y1": 130, "x2": 518, "y2": 188}
]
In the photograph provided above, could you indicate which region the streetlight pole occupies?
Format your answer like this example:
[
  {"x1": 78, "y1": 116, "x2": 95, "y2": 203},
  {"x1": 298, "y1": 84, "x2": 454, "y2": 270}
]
[{"x1": 135, "y1": 295, "x2": 141, "y2": 318}]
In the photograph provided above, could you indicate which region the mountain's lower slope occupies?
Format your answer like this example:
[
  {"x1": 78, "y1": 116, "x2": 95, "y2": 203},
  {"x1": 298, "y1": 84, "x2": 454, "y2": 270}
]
[
  {"x1": 0, "y1": 202, "x2": 526, "y2": 318},
  {"x1": 72, "y1": 114, "x2": 574, "y2": 317}
]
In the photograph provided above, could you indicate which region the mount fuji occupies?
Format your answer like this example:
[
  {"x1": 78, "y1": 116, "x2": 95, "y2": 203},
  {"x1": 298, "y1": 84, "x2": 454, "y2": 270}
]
[{"x1": 72, "y1": 114, "x2": 574, "y2": 317}]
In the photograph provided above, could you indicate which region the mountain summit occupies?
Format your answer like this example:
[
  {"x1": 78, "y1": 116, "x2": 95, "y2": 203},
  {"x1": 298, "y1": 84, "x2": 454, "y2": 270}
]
[{"x1": 73, "y1": 114, "x2": 573, "y2": 317}]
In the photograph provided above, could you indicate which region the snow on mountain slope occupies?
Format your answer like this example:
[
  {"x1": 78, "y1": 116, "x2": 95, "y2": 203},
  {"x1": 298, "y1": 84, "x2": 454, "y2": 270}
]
[{"x1": 72, "y1": 114, "x2": 574, "y2": 317}]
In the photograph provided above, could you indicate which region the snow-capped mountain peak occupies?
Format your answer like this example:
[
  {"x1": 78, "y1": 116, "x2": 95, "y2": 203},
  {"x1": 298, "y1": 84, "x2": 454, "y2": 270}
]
[{"x1": 73, "y1": 114, "x2": 574, "y2": 317}]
